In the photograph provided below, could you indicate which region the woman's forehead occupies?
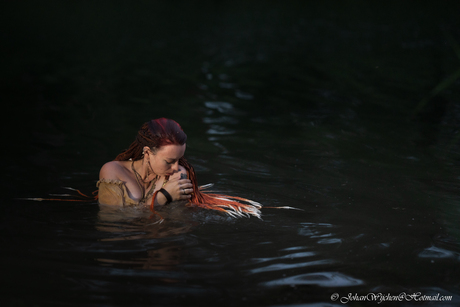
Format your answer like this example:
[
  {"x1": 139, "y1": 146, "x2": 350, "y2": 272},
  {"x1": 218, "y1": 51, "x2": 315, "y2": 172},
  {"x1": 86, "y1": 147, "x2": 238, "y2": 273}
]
[{"x1": 157, "y1": 144, "x2": 186, "y2": 159}]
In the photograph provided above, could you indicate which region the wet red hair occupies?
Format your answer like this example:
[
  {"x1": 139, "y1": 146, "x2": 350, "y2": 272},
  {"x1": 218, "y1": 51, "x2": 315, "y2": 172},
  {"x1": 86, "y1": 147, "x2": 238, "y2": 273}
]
[{"x1": 114, "y1": 118, "x2": 187, "y2": 161}]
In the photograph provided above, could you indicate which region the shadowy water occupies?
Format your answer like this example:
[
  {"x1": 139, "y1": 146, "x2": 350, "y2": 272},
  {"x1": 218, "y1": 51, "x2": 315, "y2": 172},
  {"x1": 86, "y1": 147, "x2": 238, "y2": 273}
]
[{"x1": 2, "y1": 1, "x2": 460, "y2": 306}]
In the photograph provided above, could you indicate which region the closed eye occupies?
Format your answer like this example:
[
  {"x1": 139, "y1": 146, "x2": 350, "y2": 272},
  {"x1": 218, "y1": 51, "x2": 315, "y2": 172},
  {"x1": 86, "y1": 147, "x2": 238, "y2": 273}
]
[{"x1": 165, "y1": 156, "x2": 183, "y2": 165}]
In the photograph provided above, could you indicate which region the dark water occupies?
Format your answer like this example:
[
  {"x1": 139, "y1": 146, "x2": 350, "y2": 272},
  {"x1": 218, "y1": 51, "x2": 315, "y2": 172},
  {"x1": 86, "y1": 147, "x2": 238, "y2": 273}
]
[{"x1": 2, "y1": 1, "x2": 460, "y2": 306}]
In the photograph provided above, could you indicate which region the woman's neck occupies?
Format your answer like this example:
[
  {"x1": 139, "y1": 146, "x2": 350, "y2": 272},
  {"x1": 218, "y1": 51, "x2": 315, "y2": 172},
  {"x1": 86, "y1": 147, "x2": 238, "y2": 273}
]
[{"x1": 132, "y1": 159, "x2": 157, "y2": 184}]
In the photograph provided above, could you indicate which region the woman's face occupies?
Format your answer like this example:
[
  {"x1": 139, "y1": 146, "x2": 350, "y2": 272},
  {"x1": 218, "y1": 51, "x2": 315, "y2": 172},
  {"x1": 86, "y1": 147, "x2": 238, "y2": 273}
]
[{"x1": 147, "y1": 144, "x2": 186, "y2": 176}]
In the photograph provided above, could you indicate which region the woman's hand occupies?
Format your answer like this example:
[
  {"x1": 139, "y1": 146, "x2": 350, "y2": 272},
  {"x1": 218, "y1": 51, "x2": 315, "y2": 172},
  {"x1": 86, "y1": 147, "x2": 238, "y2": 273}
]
[{"x1": 163, "y1": 177, "x2": 193, "y2": 202}]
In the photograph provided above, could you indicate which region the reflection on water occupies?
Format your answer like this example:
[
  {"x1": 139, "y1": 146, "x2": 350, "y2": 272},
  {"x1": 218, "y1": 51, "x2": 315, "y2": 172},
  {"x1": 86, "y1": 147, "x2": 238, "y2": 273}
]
[
  {"x1": 262, "y1": 272, "x2": 364, "y2": 287},
  {"x1": 204, "y1": 101, "x2": 239, "y2": 115},
  {"x1": 204, "y1": 101, "x2": 241, "y2": 136},
  {"x1": 96, "y1": 203, "x2": 197, "y2": 279},
  {"x1": 249, "y1": 259, "x2": 336, "y2": 274},
  {"x1": 418, "y1": 246, "x2": 460, "y2": 260},
  {"x1": 96, "y1": 202, "x2": 197, "y2": 240}
]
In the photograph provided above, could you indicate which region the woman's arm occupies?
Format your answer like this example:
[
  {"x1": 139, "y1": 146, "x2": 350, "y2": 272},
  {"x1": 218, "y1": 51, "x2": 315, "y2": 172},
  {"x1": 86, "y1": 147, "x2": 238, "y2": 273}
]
[
  {"x1": 154, "y1": 165, "x2": 192, "y2": 206},
  {"x1": 98, "y1": 162, "x2": 130, "y2": 206},
  {"x1": 99, "y1": 161, "x2": 121, "y2": 180}
]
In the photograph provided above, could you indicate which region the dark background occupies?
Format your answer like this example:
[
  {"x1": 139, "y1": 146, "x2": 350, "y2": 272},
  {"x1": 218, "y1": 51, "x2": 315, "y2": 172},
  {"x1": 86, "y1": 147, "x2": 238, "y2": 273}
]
[{"x1": 3, "y1": 1, "x2": 460, "y2": 177}]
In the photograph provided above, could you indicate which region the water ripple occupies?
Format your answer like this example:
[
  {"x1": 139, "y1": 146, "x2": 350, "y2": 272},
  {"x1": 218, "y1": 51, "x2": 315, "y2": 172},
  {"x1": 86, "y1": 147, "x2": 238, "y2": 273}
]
[
  {"x1": 252, "y1": 251, "x2": 317, "y2": 264},
  {"x1": 262, "y1": 272, "x2": 364, "y2": 287},
  {"x1": 204, "y1": 101, "x2": 243, "y2": 115},
  {"x1": 206, "y1": 124, "x2": 236, "y2": 135},
  {"x1": 418, "y1": 246, "x2": 460, "y2": 260},
  {"x1": 203, "y1": 116, "x2": 239, "y2": 124},
  {"x1": 249, "y1": 259, "x2": 335, "y2": 274}
]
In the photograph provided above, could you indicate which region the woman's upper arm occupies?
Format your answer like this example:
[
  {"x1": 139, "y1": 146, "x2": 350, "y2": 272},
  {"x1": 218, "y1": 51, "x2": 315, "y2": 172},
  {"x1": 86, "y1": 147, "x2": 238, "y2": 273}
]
[
  {"x1": 99, "y1": 161, "x2": 120, "y2": 180},
  {"x1": 98, "y1": 162, "x2": 123, "y2": 206},
  {"x1": 98, "y1": 162, "x2": 125, "y2": 206}
]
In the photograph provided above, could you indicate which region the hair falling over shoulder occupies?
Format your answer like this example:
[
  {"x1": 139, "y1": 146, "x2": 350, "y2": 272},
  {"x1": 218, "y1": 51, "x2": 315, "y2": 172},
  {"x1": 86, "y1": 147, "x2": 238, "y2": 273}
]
[{"x1": 177, "y1": 157, "x2": 262, "y2": 219}]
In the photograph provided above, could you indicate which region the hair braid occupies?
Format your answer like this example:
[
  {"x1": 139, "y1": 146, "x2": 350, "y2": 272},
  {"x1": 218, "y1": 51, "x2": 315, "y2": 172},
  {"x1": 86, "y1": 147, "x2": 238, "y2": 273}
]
[{"x1": 114, "y1": 119, "x2": 185, "y2": 161}]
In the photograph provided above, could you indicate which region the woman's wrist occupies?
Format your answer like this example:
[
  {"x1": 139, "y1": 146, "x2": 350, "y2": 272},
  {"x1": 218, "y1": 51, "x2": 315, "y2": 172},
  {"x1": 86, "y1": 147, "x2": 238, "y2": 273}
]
[
  {"x1": 157, "y1": 188, "x2": 173, "y2": 205},
  {"x1": 155, "y1": 190, "x2": 168, "y2": 205}
]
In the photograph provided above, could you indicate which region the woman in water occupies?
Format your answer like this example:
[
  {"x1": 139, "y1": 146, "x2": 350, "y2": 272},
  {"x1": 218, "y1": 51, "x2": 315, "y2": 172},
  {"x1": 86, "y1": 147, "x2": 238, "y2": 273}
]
[{"x1": 98, "y1": 118, "x2": 262, "y2": 218}]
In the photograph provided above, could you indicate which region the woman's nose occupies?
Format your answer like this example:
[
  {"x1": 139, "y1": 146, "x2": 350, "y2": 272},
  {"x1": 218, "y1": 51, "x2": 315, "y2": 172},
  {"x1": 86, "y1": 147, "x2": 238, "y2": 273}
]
[{"x1": 172, "y1": 161, "x2": 179, "y2": 172}]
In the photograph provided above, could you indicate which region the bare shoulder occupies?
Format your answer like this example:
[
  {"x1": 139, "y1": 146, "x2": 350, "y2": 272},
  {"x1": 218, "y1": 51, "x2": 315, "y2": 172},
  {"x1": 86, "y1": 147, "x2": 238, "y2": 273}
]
[{"x1": 99, "y1": 161, "x2": 127, "y2": 180}]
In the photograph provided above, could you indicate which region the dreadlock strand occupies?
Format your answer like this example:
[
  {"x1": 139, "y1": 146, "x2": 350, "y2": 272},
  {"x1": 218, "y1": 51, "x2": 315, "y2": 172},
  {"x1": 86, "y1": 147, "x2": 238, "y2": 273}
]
[
  {"x1": 114, "y1": 123, "x2": 155, "y2": 161},
  {"x1": 179, "y1": 157, "x2": 262, "y2": 218}
]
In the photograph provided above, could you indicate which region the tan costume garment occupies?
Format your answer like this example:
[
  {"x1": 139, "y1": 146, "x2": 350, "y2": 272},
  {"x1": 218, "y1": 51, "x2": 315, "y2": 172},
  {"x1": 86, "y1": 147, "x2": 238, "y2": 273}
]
[{"x1": 97, "y1": 179, "x2": 145, "y2": 206}]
